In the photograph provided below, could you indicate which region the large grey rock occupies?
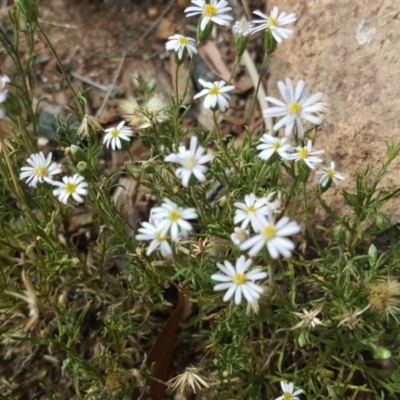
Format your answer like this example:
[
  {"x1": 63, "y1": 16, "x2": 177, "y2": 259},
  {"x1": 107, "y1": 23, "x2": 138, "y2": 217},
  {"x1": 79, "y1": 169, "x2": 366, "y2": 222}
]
[{"x1": 265, "y1": 0, "x2": 400, "y2": 222}]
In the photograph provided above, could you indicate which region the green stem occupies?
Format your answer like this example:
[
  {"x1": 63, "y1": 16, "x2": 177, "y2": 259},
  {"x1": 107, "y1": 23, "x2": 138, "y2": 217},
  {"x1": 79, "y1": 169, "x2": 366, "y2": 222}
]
[
  {"x1": 212, "y1": 111, "x2": 222, "y2": 140},
  {"x1": 228, "y1": 56, "x2": 240, "y2": 85},
  {"x1": 175, "y1": 64, "x2": 180, "y2": 104},
  {"x1": 302, "y1": 182, "x2": 320, "y2": 252},
  {"x1": 181, "y1": 55, "x2": 196, "y2": 104},
  {"x1": 247, "y1": 53, "x2": 269, "y2": 128},
  {"x1": 38, "y1": 25, "x2": 84, "y2": 117},
  {"x1": 212, "y1": 112, "x2": 239, "y2": 176}
]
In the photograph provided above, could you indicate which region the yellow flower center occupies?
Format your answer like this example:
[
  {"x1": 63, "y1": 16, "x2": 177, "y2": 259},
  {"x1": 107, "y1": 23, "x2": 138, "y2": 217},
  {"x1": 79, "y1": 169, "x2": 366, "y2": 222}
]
[
  {"x1": 35, "y1": 165, "x2": 47, "y2": 177},
  {"x1": 111, "y1": 128, "x2": 119, "y2": 138},
  {"x1": 327, "y1": 169, "x2": 335, "y2": 178},
  {"x1": 272, "y1": 142, "x2": 281, "y2": 151},
  {"x1": 183, "y1": 156, "x2": 197, "y2": 170},
  {"x1": 209, "y1": 86, "x2": 220, "y2": 95},
  {"x1": 288, "y1": 102, "x2": 301, "y2": 114},
  {"x1": 204, "y1": 4, "x2": 217, "y2": 16},
  {"x1": 178, "y1": 36, "x2": 188, "y2": 45},
  {"x1": 283, "y1": 394, "x2": 293, "y2": 400},
  {"x1": 298, "y1": 148, "x2": 309, "y2": 159},
  {"x1": 234, "y1": 272, "x2": 246, "y2": 284},
  {"x1": 235, "y1": 230, "x2": 248, "y2": 242},
  {"x1": 65, "y1": 182, "x2": 77, "y2": 194},
  {"x1": 263, "y1": 225, "x2": 276, "y2": 239},
  {"x1": 268, "y1": 16, "x2": 278, "y2": 26},
  {"x1": 156, "y1": 231, "x2": 167, "y2": 241},
  {"x1": 169, "y1": 210, "x2": 181, "y2": 221},
  {"x1": 247, "y1": 205, "x2": 256, "y2": 213}
]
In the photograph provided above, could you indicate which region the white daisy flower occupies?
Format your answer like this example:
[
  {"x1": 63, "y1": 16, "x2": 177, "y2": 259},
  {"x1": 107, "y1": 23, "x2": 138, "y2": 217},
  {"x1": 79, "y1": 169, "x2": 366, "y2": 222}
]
[
  {"x1": 316, "y1": 161, "x2": 345, "y2": 187},
  {"x1": 165, "y1": 136, "x2": 214, "y2": 187},
  {"x1": 19, "y1": 152, "x2": 62, "y2": 188},
  {"x1": 250, "y1": 7, "x2": 297, "y2": 43},
  {"x1": 264, "y1": 78, "x2": 324, "y2": 138},
  {"x1": 150, "y1": 198, "x2": 197, "y2": 242},
  {"x1": 165, "y1": 34, "x2": 197, "y2": 60},
  {"x1": 185, "y1": 0, "x2": 233, "y2": 31},
  {"x1": 256, "y1": 133, "x2": 293, "y2": 161},
  {"x1": 232, "y1": 16, "x2": 253, "y2": 36},
  {"x1": 230, "y1": 227, "x2": 250, "y2": 246},
  {"x1": 289, "y1": 139, "x2": 324, "y2": 169},
  {"x1": 233, "y1": 193, "x2": 270, "y2": 230},
  {"x1": 211, "y1": 255, "x2": 268, "y2": 305},
  {"x1": 0, "y1": 75, "x2": 10, "y2": 118},
  {"x1": 136, "y1": 221, "x2": 172, "y2": 257},
  {"x1": 103, "y1": 121, "x2": 133, "y2": 150},
  {"x1": 240, "y1": 211, "x2": 301, "y2": 259},
  {"x1": 275, "y1": 381, "x2": 303, "y2": 400},
  {"x1": 193, "y1": 79, "x2": 235, "y2": 112},
  {"x1": 52, "y1": 174, "x2": 88, "y2": 204}
]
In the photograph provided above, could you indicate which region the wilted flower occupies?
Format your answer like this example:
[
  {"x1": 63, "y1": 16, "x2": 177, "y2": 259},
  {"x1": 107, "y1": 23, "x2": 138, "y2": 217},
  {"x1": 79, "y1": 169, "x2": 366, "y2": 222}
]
[
  {"x1": 291, "y1": 304, "x2": 324, "y2": 330},
  {"x1": 167, "y1": 366, "x2": 209, "y2": 397},
  {"x1": 0, "y1": 75, "x2": 10, "y2": 119},
  {"x1": 231, "y1": 227, "x2": 250, "y2": 246},
  {"x1": 367, "y1": 280, "x2": 400, "y2": 321},
  {"x1": 120, "y1": 95, "x2": 169, "y2": 129},
  {"x1": 5, "y1": 270, "x2": 39, "y2": 331},
  {"x1": 232, "y1": 16, "x2": 253, "y2": 37},
  {"x1": 334, "y1": 304, "x2": 370, "y2": 329},
  {"x1": 264, "y1": 191, "x2": 284, "y2": 214},
  {"x1": 77, "y1": 114, "x2": 103, "y2": 137}
]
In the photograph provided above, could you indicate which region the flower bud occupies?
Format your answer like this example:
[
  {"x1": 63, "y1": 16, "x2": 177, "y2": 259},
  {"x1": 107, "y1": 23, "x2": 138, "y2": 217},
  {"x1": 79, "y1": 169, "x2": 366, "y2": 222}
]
[
  {"x1": 70, "y1": 145, "x2": 87, "y2": 162},
  {"x1": 76, "y1": 114, "x2": 103, "y2": 138},
  {"x1": 319, "y1": 179, "x2": 332, "y2": 194},
  {"x1": 333, "y1": 226, "x2": 346, "y2": 246},
  {"x1": 77, "y1": 161, "x2": 88, "y2": 172},
  {"x1": 298, "y1": 160, "x2": 310, "y2": 182},
  {"x1": 374, "y1": 346, "x2": 391, "y2": 360},
  {"x1": 105, "y1": 372, "x2": 124, "y2": 392},
  {"x1": 368, "y1": 244, "x2": 377, "y2": 267},
  {"x1": 375, "y1": 215, "x2": 386, "y2": 229},
  {"x1": 142, "y1": 161, "x2": 155, "y2": 173},
  {"x1": 232, "y1": 18, "x2": 252, "y2": 58},
  {"x1": 174, "y1": 48, "x2": 188, "y2": 67},
  {"x1": 197, "y1": 20, "x2": 213, "y2": 44},
  {"x1": 263, "y1": 30, "x2": 277, "y2": 55},
  {"x1": 234, "y1": 36, "x2": 248, "y2": 58}
]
